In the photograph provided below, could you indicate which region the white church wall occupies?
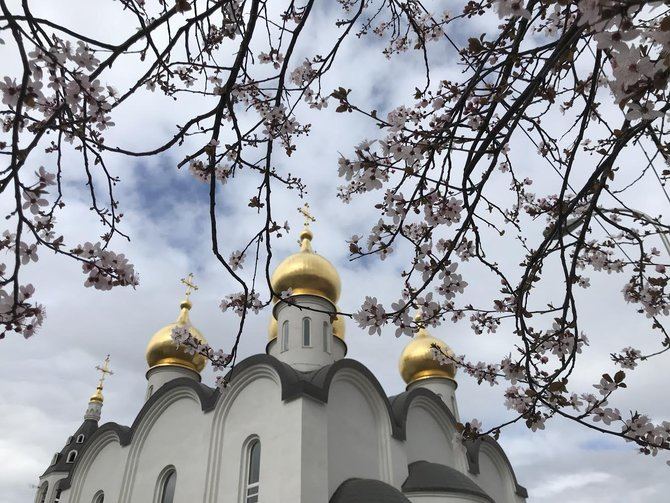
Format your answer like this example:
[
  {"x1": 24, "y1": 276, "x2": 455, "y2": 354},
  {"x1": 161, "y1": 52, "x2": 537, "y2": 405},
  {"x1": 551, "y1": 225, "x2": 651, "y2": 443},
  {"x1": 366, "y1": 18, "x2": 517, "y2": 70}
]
[
  {"x1": 388, "y1": 436, "x2": 410, "y2": 489},
  {"x1": 205, "y1": 364, "x2": 302, "y2": 503},
  {"x1": 67, "y1": 431, "x2": 127, "y2": 503},
  {"x1": 326, "y1": 369, "x2": 393, "y2": 496},
  {"x1": 470, "y1": 443, "x2": 520, "y2": 503},
  {"x1": 405, "y1": 397, "x2": 462, "y2": 470},
  {"x1": 120, "y1": 388, "x2": 210, "y2": 503},
  {"x1": 298, "y1": 396, "x2": 330, "y2": 503}
]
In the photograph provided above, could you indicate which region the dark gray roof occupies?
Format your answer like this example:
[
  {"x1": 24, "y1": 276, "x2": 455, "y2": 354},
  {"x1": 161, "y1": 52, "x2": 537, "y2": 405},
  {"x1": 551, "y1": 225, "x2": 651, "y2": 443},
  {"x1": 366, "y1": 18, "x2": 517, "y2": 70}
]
[
  {"x1": 403, "y1": 461, "x2": 494, "y2": 502},
  {"x1": 42, "y1": 419, "x2": 98, "y2": 477},
  {"x1": 54, "y1": 354, "x2": 526, "y2": 497},
  {"x1": 330, "y1": 478, "x2": 411, "y2": 503}
]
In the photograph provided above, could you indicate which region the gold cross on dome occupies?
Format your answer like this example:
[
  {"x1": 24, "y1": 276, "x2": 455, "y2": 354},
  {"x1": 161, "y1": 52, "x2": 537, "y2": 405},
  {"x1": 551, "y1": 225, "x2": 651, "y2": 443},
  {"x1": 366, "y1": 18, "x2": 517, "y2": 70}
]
[
  {"x1": 298, "y1": 202, "x2": 316, "y2": 227},
  {"x1": 95, "y1": 354, "x2": 114, "y2": 387},
  {"x1": 180, "y1": 273, "x2": 199, "y2": 300}
]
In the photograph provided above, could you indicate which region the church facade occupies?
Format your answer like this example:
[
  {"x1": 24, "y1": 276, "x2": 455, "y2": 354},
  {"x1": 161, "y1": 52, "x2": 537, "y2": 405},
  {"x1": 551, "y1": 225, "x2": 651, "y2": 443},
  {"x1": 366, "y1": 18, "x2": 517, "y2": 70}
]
[{"x1": 35, "y1": 226, "x2": 528, "y2": 503}]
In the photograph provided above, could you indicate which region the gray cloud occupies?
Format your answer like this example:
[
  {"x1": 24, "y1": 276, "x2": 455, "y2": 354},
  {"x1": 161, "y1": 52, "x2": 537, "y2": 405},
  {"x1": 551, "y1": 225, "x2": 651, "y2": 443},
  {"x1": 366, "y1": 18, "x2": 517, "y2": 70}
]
[{"x1": 1, "y1": 1, "x2": 669, "y2": 502}]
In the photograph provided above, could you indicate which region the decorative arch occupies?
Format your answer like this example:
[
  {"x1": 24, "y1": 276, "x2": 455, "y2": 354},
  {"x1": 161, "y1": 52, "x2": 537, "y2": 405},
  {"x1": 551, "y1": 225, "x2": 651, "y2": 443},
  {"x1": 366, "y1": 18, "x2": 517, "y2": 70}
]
[
  {"x1": 153, "y1": 465, "x2": 177, "y2": 503},
  {"x1": 92, "y1": 490, "x2": 105, "y2": 503},
  {"x1": 326, "y1": 368, "x2": 395, "y2": 486},
  {"x1": 403, "y1": 394, "x2": 465, "y2": 471},
  {"x1": 466, "y1": 437, "x2": 528, "y2": 499},
  {"x1": 239, "y1": 435, "x2": 261, "y2": 503},
  {"x1": 204, "y1": 363, "x2": 283, "y2": 503}
]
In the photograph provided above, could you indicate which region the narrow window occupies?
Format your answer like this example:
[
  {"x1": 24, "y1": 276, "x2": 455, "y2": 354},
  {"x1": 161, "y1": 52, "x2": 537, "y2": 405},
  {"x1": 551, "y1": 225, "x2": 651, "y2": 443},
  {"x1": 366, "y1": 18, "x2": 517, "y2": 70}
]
[
  {"x1": 323, "y1": 321, "x2": 330, "y2": 353},
  {"x1": 302, "y1": 318, "x2": 311, "y2": 347},
  {"x1": 160, "y1": 470, "x2": 176, "y2": 503},
  {"x1": 76, "y1": 434, "x2": 85, "y2": 444},
  {"x1": 281, "y1": 321, "x2": 289, "y2": 352},
  {"x1": 53, "y1": 484, "x2": 62, "y2": 503},
  {"x1": 66, "y1": 450, "x2": 77, "y2": 463},
  {"x1": 245, "y1": 440, "x2": 261, "y2": 503}
]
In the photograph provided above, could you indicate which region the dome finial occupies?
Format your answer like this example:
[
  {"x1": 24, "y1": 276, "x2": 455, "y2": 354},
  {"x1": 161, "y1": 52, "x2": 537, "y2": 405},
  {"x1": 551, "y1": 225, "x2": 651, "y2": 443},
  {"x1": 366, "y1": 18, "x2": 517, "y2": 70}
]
[
  {"x1": 297, "y1": 202, "x2": 316, "y2": 252},
  {"x1": 90, "y1": 354, "x2": 113, "y2": 403},
  {"x1": 179, "y1": 272, "x2": 198, "y2": 310}
]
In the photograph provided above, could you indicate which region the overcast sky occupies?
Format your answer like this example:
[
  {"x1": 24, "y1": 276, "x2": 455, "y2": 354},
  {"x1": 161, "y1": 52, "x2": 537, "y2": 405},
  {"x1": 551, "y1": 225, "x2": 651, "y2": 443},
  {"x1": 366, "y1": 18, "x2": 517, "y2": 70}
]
[{"x1": 1, "y1": 1, "x2": 669, "y2": 502}]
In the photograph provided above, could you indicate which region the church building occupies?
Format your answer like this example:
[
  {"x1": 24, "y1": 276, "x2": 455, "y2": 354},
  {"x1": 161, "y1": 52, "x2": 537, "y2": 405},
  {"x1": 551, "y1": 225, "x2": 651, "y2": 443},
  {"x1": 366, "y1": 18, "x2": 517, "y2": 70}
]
[{"x1": 35, "y1": 223, "x2": 528, "y2": 503}]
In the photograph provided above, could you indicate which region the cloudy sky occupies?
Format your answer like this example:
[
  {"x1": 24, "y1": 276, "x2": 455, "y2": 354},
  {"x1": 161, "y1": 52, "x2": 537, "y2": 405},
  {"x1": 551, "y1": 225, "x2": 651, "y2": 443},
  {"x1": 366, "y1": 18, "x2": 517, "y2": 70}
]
[{"x1": 1, "y1": 1, "x2": 669, "y2": 502}]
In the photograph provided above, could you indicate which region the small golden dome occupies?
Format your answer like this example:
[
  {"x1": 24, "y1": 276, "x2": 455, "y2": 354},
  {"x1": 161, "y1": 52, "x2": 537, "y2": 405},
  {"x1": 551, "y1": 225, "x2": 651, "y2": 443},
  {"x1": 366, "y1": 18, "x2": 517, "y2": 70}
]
[
  {"x1": 146, "y1": 299, "x2": 207, "y2": 373},
  {"x1": 90, "y1": 386, "x2": 103, "y2": 403},
  {"x1": 270, "y1": 227, "x2": 341, "y2": 306},
  {"x1": 267, "y1": 308, "x2": 346, "y2": 341},
  {"x1": 399, "y1": 323, "x2": 456, "y2": 385}
]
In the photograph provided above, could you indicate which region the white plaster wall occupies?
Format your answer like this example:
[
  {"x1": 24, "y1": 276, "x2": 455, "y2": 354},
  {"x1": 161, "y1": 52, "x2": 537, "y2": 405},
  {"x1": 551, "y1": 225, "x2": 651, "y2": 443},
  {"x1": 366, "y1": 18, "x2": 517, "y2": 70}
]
[
  {"x1": 206, "y1": 366, "x2": 307, "y2": 503},
  {"x1": 121, "y1": 389, "x2": 210, "y2": 503},
  {"x1": 326, "y1": 372, "x2": 390, "y2": 496},
  {"x1": 407, "y1": 378, "x2": 460, "y2": 421},
  {"x1": 68, "y1": 432, "x2": 127, "y2": 503},
  {"x1": 405, "y1": 400, "x2": 457, "y2": 469},
  {"x1": 470, "y1": 445, "x2": 519, "y2": 503}
]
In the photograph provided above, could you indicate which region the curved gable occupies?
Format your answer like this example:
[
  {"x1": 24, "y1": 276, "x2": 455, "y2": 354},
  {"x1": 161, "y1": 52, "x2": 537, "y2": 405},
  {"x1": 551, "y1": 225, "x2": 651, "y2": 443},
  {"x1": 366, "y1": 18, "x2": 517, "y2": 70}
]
[{"x1": 467, "y1": 437, "x2": 528, "y2": 499}]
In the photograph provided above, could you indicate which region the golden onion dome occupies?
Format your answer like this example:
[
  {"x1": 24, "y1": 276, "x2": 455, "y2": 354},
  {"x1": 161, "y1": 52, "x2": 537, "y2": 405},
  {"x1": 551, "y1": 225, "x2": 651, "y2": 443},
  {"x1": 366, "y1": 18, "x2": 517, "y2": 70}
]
[
  {"x1": 270, "y1": 227, "x2": 341, "y2": 306},
  {"x1": 90, "y1": 386, "x2": 104, "y2": 403},
  {"x1": 145, "y1": 299, "x2": 207, "y2": 373},
  {"x1": 399, "y1": 322, "x2": 456, "y2": 385},
  {"x1": 268, "y1": 308, "x2": 346, "y2": 341}
]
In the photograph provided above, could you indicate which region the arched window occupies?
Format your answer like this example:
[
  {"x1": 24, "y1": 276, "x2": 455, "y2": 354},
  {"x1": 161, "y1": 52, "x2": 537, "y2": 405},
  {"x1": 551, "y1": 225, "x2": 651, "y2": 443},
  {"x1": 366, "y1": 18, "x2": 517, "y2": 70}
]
[
  {"x1": 322, "y1": 321, "x2": 330, "y2": 353},
  {"x1": 51, "y1": 453, "x2": 59, "y2": 465},
  {"x1": 281, "y1": 321, "x2": 289, "y2": 352},
  {"x1": 76, "y1": 434, "x2": 85, "y2": 443},
  {"x1": 92, "y1": 491, "x2": 104, "y2": 503},
  {"x1": 302, "y1": 318, "x2": 311, "y2": 347},
  {"x1": 159, "y1": 469, "x2": 176, "y2": 503},
  {"x1": 244, "y1": 439, "x2": 261, "y2": 503},
  {"x1": 37, "y1": 482, "x2": 48, "y2": 503},
  {"x1": 66, "y1": 450, "x2": 77, "y2": 463}
]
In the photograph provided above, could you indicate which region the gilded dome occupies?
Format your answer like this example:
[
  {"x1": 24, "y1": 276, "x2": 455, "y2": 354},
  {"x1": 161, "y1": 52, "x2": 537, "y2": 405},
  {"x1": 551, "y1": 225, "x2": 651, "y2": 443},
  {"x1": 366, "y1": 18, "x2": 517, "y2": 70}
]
[
  {"x1": 146, "y1": 299, "x2": 207, "y2": 373},
  {"x1": 268, "y1": 308, "x2": 346, "y2": 341},
  {"x1": 399, "y1": 324, "x2": 456, "y2": 385},
  {"x1": 270, "y1": 227, "x2": 341, "y2": 306}
]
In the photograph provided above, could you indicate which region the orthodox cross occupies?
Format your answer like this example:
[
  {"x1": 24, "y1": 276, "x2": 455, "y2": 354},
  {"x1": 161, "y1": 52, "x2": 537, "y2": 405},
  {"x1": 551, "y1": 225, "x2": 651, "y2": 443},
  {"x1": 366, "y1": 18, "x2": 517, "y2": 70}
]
[
  {"x1": 181, "y1": 273, "x2": 199, "y2": 300},
  {"x1": 95, "y1": 354, "x2": 114, "y2": 388},
  {"x1": 298, "y1": 202, "x2": 316, "y2": 227}
]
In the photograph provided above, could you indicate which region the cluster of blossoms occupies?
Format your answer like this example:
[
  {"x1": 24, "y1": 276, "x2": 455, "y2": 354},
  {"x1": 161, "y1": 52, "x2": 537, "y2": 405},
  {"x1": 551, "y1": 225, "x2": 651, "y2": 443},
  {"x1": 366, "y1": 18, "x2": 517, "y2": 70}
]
[
  {"x1": 171, "y1": 324, "x2": 232, "y2": 389},
  {"x1": 70, "y1": 242, "x2": 138, "y2": 291},
  {"x1": 0, "y1": 283, "x2": 44, "y2": 339},
  {"x1": 219, "y1": 291, "x2": 263, "y2": 316}
]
